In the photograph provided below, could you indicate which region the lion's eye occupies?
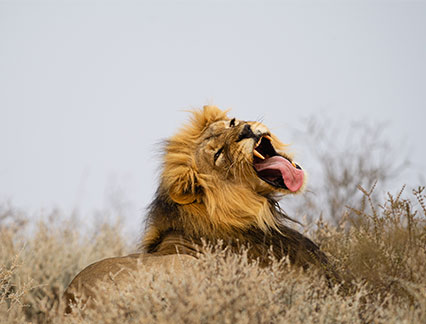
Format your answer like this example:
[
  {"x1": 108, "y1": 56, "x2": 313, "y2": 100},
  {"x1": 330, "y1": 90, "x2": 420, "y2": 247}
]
[
  {"x1": 229, "y1": 118, "x2": 236, "y2": 127},
  {"x1": 214, "y1": 147, "x2": 224, "y2": 163}
]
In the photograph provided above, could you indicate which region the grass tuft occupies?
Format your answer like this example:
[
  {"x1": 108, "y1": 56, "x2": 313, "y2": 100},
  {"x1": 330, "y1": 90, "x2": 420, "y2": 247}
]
[{"x1": 1, "y1": 185, "x2": 425, "y2": 323}]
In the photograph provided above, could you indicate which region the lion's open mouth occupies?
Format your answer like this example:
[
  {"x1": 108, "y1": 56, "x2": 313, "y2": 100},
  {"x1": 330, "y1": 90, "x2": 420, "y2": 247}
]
[{"x1": 253, "y1": 136, "x2": 304, "y2": 192}]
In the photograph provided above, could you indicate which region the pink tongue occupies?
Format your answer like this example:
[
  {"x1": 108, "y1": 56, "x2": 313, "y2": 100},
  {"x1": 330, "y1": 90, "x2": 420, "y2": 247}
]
[{"x1": 254, "y1": 156, "x2": 304, "y2": 192}]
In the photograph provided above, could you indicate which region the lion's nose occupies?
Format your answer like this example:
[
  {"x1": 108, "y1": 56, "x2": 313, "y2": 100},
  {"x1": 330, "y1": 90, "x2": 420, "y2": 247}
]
[{"x1": 237, "y1": 124, "x2": 257, "y2": 142}]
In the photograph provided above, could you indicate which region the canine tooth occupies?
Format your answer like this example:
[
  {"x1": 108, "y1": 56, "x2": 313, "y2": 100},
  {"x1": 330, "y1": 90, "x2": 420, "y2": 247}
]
[
  {"x1": 291, "y1": 161, "x2": 297, "y2": 168},
  {"x1": 264, "y1": 135, "x2": 272, "y2": 141},
  {"x1": 253, "y1": 149, "x2": 265, "y2": 160},
  {"x1": 255, "y1": 137, "x2": 262, "y2": 148}
]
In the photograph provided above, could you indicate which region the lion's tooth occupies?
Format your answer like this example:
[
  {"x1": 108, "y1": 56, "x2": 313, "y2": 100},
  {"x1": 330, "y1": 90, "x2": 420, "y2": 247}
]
[
  {"x1": 255, "y1": 137, "x2": 262, "y2": 148},
  {"x1": 253, "y1": 149, "x2": 265, "y2": 160},
  {"x1": 264, "y1": 135, "x2": 272, "y2": 141}
]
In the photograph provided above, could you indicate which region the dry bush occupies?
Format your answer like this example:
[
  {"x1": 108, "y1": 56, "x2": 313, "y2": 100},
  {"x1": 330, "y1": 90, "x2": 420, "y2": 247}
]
[
  {"x1": 314, "y1": 185, "x2": 426, "y2": 304},
  {"x1": 0, "y1": 185, "x2": 425, "y2": 323},
  {"x1": 287, "y1": 116, "x2": 408, "y2": 224},
  {"x1": 0, "y1": 205, "x2": 129, "y2": 323}
]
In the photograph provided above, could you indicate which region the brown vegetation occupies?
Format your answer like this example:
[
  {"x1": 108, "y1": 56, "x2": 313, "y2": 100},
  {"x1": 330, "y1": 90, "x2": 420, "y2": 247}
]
[{"x1": 1, "y1": 185, "x2": 425, "y2": 323}]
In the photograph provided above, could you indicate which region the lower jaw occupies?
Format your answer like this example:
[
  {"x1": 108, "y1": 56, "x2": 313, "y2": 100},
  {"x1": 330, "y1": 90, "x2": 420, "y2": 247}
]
[{"x1": 254, "y1": 182, "x2": 281, "y2": 196}]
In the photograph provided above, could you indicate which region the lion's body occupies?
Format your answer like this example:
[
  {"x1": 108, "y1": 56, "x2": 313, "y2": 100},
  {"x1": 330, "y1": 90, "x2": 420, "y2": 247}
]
[{"x1": 64, "y1": 106, "x2": 339, "y2": 312}]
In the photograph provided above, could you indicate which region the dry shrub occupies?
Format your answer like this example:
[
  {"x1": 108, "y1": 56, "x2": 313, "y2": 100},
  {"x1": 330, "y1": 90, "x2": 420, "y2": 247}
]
[
  {"x1": 0, "y1": 185, "x2": 425, "y2": 323},
  {"x1": 287, "y1": 116, "x2": 408, "y2": 224},
  {"x1": 0, "y1": 205, "x2": 129, "y2": 323},
  {"x1": 67, "y1": 236, "x2": 424, "y2": 324},
  {"x1": 314, "y1": 185, "x2": 426, "y2": 305}
]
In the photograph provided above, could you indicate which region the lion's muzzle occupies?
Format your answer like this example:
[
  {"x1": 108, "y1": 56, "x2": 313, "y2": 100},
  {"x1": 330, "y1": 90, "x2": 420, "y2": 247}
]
[{"x1": 252, "y1": 135, "x2": 304, "y2": 192}]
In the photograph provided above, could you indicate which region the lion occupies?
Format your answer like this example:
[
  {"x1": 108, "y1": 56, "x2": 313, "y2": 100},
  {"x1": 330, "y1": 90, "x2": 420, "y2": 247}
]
[{"x1": 64, "y1": 105, "x2": 340, "y2": 313}]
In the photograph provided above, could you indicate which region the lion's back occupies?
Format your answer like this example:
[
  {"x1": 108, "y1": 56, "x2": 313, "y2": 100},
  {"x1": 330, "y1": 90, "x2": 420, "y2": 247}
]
[{"x1": 64, "y1": 253, "x2": 197, "y2": 313}]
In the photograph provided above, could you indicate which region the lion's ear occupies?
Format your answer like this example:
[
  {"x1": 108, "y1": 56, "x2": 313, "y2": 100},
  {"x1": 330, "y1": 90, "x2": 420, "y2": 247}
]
[{"x1": 166, "y1": 167, "x2": 201, "y2": 205}]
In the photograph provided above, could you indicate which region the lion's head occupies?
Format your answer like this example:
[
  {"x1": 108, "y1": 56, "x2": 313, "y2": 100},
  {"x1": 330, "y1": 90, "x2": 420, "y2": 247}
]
[{"x1": 142, "y1": 106, "x2": 307, "y2": 252}]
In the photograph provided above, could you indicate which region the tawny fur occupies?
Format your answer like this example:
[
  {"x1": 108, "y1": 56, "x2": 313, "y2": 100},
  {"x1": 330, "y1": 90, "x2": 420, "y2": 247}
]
[{"x1": 64, "y1": 106, "x2": 340, "y2": 313}]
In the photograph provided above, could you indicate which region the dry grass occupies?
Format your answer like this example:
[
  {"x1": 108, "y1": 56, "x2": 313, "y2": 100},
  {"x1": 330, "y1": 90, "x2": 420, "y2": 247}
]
[{"x1": 0, "y1": 185, "x2": 425, "y2": 323}]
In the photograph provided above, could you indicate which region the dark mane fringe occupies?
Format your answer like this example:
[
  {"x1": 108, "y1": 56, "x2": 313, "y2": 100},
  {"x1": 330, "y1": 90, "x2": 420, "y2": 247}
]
[{"x1": 268, "y1": 197, "x2": 302, "y2": 226}]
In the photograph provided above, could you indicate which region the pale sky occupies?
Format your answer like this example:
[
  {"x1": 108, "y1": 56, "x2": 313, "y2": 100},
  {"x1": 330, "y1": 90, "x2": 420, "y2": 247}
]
[{"x1": 1, "y1": 0, "x2": 425, "y2": 237}]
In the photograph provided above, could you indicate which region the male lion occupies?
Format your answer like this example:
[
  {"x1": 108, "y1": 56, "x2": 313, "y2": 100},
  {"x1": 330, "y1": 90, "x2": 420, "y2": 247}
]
[{"x1": 64, "y1": 106, "x2": 339, "y2": 312}]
